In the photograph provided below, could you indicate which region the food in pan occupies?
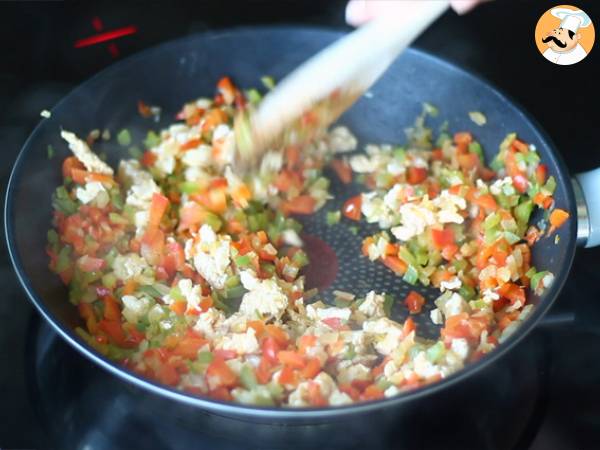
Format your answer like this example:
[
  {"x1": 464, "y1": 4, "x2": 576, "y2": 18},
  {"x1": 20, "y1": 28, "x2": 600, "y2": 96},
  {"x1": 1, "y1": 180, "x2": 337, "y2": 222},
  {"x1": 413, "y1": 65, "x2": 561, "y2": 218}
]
[{"x1": 46, "y1": 77, "x2": 568, "y2": 407}]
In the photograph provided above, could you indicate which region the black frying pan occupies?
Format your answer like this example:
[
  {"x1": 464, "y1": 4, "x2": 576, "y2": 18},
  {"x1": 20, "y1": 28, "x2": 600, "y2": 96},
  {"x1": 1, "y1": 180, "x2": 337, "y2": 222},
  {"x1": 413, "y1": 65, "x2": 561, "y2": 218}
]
[{"x1": 5, "y1": 27, "x2": 598, "y2": 448}]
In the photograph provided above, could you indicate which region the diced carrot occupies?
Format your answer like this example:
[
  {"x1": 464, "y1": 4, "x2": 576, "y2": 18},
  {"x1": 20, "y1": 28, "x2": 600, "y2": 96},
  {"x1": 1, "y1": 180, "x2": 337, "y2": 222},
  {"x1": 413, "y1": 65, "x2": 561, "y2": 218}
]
[
  {"x1": 170, "y1": 300, "x2": 187, "y2": 315},
  {"x1": 265, "y1": 324, "x2": 289, "y2": 346},
  {"x1": 217, "y1": 76, "x2": 236, "y2": 105},
  {"x1": 122, "y1": 279, "x2": 138, "y2": 295},
  {"x1": 549, "y1": 209, "x2": 569, "y2": 230},
  {"x1": 454, "y1": 132, "x2": 473, "y2": 145},
  {"x1": 382, "y1": 256, "x2": 408, "y2": 275},
  {"x1": 361, "y1": 384, "x2": 384, "y2": 401},
  {"x1": 475, "y1": 194, "x2": 498, "y2": 211},
  {"x1": 173, "y1": 337, "x2": 208, "y2": 360},
  {"x1": 70, "y1": 168, "x2": 89, "y2": 184},
  {"x1": 403, "y1": 316, "x2": 416, "y2": 337},
  {"x1": 62, "y1": 156, "x2": 84, "y2": 179},
  {"x1": 247, "y1": 320, "x2": 266, "y2": 337},
  {"x1": 457, "y1": 152, "x2": 480, "y2": 171},
  {"x1": 142, "y1": 151, "x2": 158, "y2": 167},
  {"x1": 511, "y1": 138, "x2": 529, "y2": 153}
]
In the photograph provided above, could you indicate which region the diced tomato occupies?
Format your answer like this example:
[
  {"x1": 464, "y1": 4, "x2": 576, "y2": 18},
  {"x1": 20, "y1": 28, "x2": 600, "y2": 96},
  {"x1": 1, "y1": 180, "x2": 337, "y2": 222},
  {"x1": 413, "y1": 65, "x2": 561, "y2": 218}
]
[
  {"x1": 382, "y1": 256, "x2": 407, "y2": 275},
  {"x1": 308, "y1": 382, "x2": 328, "y2": 406},
  {"x1": 261, "y1": 337, "x2": 281, "y2": 364},
  {"x1": 281, "y1": 195, "x2": 316, "y2": 215},
  {"x1": 255, "y1": 357, "x2": 272, "y2": 384},
  {"x1": 441, "y1": 244, "x2": 459, "y2": 261},
  {"x1": 146, "y1": 193, "x2": 169, "y2": 235},
  {"x1": 479, "y1": 167, "x2": 496, "y2": 181},
  {"x1": 512, "y1": 174, "x2": 529, "y2": 194},
  {"x1": 339, "y1": 384, "x2": 361, "y2": 401},
  {"x1": 208, "y1": 387, "x2": 233, "y2": 402},
  {"x1": 141, "y1": 151, "x2": 157, "y2": 167},
  {"x1": 431, "y1": 148, "x2": 443, "y2": 160},
  {"x1": 98, "y1": 319, "x2": 126, "y2": 346},
  {"x1": 277, "y1": 350, "x2": 306, "y2": 369},
  {"x1": 535, "y1": 164, "x2": 548, "y2": 184},
  {"x1": 457, "y1": 153, "x2": 480, "y2": 171},
  {"x1": 322, "y1": 317, "x2": 344, "y2": 330},
  {"x1": 331, "y1": 159, "x2": 352, "y2": 184},
  {"x1": 213, "y1": 349, "x2": 238, "y2": 360},
  {"x1": 505, "y1": 150, "x2": 525, "y2": 179},
  {"x1": 498, "y1": 283, "x2": 526, "y2": 305},
  {"x1": 156, "y1": 363, "x2": 180, "y2": 386},
  {"x1": 274, "y1": 169, "x2": 303, "y2": 192},
  {"x1": 511, "y1": 138, "x2": 529, "y2": 153},
  {"x1": 285, "y1": 146, "x2": 301, "y2": 170},
  {"x1": 206, "y1": 357, "x2": 238, "y2": 389},
  {"x1": 102, "y1": 295, "x2": 121, "y2": 321},
  {"x1": 278, "y1": 365, "x2": 297, "y2": 386},
  {"x1": 431, "y1": 227, "x2": 455, "y2": 249},
  {"x1": 405, "y1": 290, "x2": 425, "y2": 314},
  {"x1": 173, "y1": 336, "x2": 208, "y2": 360},
  {"x1": 77, "y1": 255, "x2": 106, "y2": 272},
  {"x1": 298, "y1": 334, "x2": 317, "y2": 354},
  {"x1": 342, "y1": 195, "x2": 362, "y2": 221},
  {"x1": 300, "y1": 358, "x2": 321, "y2": 379},
  {"x1": 407, "y1": 167, "x2": 428, "y2": 185}
]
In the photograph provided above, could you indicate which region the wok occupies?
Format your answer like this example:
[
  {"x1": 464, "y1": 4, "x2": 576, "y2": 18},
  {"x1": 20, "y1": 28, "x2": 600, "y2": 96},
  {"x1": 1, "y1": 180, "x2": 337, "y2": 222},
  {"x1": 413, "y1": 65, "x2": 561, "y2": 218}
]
[{"x1": 5, "y1": 27, "x2": 600, "y2": 449}]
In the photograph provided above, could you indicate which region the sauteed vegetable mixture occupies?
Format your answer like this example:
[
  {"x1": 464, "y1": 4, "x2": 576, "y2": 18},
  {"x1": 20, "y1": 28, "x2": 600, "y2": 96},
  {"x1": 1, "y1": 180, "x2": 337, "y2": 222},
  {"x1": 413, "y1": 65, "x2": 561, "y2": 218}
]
[{"x1": 47, "y1": 77, "x2": 569, "y2": 407}]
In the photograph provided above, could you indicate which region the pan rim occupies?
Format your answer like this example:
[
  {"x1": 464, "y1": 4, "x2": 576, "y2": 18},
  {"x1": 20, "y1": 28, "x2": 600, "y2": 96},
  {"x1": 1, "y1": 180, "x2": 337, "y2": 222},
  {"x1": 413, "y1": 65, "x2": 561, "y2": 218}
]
[{"x1": 4, "y1": 24, "x2": 576, "y2": 420}]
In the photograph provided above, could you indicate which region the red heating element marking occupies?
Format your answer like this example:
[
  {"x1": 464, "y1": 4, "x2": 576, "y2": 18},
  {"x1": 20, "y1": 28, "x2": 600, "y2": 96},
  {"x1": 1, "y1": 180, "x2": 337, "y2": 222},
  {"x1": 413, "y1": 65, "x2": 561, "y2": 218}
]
[{"x1": 74, "y1": 17, "x2": 137, "y2": 58}]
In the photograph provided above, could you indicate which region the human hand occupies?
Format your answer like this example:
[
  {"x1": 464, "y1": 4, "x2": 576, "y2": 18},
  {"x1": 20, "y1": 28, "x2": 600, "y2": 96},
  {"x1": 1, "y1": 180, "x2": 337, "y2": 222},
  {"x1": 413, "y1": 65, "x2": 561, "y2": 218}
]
[{"x1": 346, "y1": 0, "x2": 482, "y2": 26}]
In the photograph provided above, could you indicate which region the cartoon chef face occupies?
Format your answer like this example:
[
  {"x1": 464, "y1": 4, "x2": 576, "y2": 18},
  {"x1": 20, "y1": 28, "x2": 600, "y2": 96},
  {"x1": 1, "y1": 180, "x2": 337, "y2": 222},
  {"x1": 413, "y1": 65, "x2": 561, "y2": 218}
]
[{"x1": 542, "y1": 27, "x2": 581, "y2": 53}]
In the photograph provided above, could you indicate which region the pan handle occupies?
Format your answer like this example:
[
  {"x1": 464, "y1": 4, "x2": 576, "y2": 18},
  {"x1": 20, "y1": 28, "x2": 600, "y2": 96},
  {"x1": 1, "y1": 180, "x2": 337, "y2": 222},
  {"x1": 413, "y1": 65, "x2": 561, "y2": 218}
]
[{"x1": 573, "y1": 168, "x2": 600, "y2": 248}]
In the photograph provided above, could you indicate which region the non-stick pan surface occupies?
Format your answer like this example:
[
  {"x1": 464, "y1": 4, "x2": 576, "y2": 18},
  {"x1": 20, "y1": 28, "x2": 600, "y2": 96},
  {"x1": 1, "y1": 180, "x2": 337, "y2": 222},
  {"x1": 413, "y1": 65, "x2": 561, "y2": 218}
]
[{"x1": 5, "y1": 27, "x2": 576, "y2": 420}]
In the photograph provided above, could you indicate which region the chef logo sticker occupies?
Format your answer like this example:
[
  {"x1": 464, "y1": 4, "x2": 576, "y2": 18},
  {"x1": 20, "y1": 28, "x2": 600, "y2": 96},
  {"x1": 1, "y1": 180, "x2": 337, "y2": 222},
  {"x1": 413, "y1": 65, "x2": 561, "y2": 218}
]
[{"x1": 535, "y1": 5, "x2": 595, "y2": 65}]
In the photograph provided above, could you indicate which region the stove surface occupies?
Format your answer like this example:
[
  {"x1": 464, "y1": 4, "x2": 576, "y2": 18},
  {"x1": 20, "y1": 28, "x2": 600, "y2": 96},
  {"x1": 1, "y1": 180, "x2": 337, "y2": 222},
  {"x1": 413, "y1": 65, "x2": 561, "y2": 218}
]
[{"x1": 1, "y1": 1, "x2": 600, "y2": 449}]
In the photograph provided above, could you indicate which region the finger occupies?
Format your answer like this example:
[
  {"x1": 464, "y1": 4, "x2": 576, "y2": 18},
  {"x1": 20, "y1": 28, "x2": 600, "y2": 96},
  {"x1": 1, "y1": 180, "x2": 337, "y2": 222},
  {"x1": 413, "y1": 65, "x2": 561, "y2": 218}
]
[{"x1": 450, "y1": 0, "x2": 480, "y2": 15}]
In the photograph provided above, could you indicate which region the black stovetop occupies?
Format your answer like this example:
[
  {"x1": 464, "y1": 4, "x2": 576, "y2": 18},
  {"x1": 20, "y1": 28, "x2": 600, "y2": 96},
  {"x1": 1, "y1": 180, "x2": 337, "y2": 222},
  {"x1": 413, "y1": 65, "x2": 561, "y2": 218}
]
[{"x1": 1, "y1": 1, "x2": 600, "y2": 449}]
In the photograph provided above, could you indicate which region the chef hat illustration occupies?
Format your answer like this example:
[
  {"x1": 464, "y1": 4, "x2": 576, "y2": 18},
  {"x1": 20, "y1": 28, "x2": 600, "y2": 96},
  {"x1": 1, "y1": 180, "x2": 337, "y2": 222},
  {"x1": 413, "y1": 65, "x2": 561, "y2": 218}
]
[{"x1": 551, "y1": 7, "x2": 592, "y2": 33}]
